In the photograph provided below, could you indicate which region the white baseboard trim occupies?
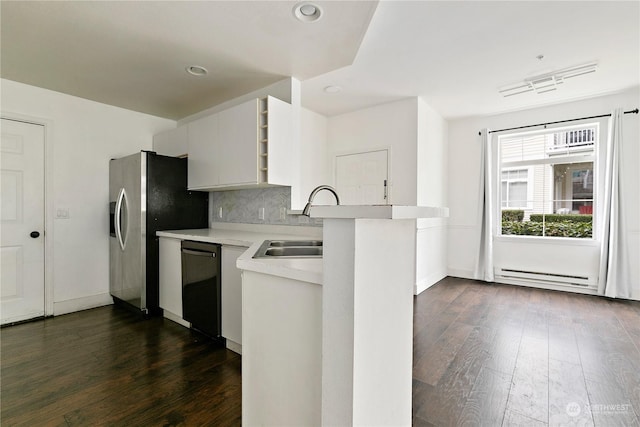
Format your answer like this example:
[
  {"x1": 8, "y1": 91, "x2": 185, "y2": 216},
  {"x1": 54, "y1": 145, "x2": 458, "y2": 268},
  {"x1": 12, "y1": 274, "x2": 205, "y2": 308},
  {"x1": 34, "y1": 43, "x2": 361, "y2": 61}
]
[
  {"x1": 163, "y1": 310, "x2": 190, "y2": 328},
  {"x1": 53, "y1": 293, "x2": 113, "y2": 316},
  {"x1": 1, "y1": 311, "x2": 46, "y2": 325},
  {"x1": 414, "y1": 270, "x2": 447, "y2": 295},
  {"x1": 447, "y1": 268, "x2": 475, "y2": 280},
  {"x1": 226, "y1": 339, "x2": 242, "y2": 355}
]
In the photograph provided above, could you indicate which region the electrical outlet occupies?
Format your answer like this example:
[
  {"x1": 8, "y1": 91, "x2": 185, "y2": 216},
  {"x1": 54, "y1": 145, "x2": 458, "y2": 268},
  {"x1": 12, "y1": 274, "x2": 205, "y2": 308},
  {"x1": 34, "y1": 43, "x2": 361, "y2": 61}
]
[
  {"x1": 259, "y1": 207, "x2": 265, "y2": 220},
  {"x1": 280, "y1": 207, "x2": 286, "y2": 221},
  {"x1": 218, "y1": 207, "x2": 223, "y2": 218}
]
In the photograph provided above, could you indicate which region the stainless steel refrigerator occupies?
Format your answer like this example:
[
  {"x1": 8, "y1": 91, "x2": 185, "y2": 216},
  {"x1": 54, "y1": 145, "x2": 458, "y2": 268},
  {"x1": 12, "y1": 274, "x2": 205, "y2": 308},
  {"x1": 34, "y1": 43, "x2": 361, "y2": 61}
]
[{"x1": 109, "y1": 151, "x2": 208, "y2": 315}]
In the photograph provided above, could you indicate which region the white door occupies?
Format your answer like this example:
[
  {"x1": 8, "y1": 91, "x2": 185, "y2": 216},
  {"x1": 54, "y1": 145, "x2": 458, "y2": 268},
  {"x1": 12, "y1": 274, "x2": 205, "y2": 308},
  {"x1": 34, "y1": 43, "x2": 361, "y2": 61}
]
[
  {"x1": 1, "y1": 118, "x2": 45, "y2": 324},
  {"x1": 336, "y1": 149, "x2": 389, "y2": 205}
]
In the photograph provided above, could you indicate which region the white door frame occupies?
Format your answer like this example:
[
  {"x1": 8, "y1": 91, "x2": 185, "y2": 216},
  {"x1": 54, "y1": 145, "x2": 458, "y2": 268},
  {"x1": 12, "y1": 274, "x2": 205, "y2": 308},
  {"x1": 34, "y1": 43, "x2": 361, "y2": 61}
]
[
  {"x1": 333, "y1": 147, "x2": 392, "y2": 204},
  {"x1": 1, "y1": 112, "x2": 54, "y2": 317}
]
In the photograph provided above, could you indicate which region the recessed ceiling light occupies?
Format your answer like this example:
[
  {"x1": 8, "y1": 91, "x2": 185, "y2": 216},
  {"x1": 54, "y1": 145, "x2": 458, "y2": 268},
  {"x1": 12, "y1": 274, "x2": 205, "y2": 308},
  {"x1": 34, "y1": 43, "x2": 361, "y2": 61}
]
[
  {"x1": 324, "y1": 85, "x2": 342, "y2": 94},
  {"x1": 293, "y1": 2, "x2": 323, "y2": 22},
  {"x1": 186, "y1": 65, "x2": 208, "y2": 76}
]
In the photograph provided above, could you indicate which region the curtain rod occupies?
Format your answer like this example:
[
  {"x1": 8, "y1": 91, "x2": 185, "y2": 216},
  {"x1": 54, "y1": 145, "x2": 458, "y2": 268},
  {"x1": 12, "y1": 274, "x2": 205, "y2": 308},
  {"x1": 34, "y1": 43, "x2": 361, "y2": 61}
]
[{"x1": 478, "y1": 108, "x2": 639, "y2": 136}]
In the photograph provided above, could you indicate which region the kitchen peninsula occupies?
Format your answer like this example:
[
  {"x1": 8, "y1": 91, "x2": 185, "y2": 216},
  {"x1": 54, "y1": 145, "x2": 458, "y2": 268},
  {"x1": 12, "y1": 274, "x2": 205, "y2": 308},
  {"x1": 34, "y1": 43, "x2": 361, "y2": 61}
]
[
  {"x1": 237, "y1": 205, "x2": 449, "y2": 426},
  {"x1": 155, "y1": 223, "x2": 321, "y2": 354}
]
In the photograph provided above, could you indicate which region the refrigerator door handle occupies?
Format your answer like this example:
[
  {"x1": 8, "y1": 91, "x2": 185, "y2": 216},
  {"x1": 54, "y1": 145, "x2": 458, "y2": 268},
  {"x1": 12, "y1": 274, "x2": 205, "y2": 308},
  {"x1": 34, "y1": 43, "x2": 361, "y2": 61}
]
[{"x1": 114, "y1": 188, "x2": 128, "y2": 251}]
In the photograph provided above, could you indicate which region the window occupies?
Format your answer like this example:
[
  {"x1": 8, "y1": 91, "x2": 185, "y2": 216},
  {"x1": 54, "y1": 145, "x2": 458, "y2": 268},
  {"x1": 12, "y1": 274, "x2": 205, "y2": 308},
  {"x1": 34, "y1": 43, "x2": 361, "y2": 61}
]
[
  {"x1": 501, "y1": 168, "x2": 530, "y2": 208},
  {"x1": 499, "y1": 124, "x2": 597, "y2": 238}
]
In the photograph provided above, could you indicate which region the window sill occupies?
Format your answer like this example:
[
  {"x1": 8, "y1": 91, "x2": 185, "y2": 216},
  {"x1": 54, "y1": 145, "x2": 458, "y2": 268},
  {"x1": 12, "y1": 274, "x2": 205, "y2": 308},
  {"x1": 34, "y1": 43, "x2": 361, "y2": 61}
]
[{"x1": 495, "y1": 234, "x2": 599, "y2": 247}]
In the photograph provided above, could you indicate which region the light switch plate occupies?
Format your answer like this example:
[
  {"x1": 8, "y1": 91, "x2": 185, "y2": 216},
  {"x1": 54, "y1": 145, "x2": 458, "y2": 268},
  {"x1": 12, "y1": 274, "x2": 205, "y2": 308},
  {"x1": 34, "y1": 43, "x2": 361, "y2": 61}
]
[{"x1": 56, "y1": 208, "x2": 70, "y2": 219}]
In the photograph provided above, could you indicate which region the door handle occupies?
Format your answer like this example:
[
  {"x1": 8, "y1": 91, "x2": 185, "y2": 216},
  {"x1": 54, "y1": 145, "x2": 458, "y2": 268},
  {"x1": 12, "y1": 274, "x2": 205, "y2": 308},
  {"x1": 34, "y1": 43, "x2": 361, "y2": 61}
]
[
  {"x1": 30, "y1": 231, "x2": 41, "y2": 238},
  {"x1": 182, "y1": 249, "x2": 216, "y2": 258},
  {"x1": 115, "y1": 188, "x2": 127, "y2": 251}
]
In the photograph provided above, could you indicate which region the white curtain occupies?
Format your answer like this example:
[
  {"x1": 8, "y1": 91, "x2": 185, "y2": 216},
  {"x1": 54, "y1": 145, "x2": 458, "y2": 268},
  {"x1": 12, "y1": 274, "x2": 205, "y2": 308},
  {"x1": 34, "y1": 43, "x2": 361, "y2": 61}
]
[
  {"x1": 598, "y1": 108, "x2": 630, "y2": 298},
  {"x1": 474, "y1": 129, "x2": 495, "y2": 282}
]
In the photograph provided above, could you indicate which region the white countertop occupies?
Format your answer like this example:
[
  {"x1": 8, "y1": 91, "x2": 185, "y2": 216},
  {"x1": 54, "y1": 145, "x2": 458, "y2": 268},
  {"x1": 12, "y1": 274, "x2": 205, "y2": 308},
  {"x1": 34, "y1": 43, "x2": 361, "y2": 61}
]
[
  {"x1": 236, "y1": 242, "x2": 323, "y2": 285},
  {"x1": 308, "y1": 205, "x2": 449, "y2": 219},
  {"x1": 157, "y1": 228, "x2": 276, "y2": 247},
  {"x1": 156, "y1": 224, "x2": 323, "y2": 285}
]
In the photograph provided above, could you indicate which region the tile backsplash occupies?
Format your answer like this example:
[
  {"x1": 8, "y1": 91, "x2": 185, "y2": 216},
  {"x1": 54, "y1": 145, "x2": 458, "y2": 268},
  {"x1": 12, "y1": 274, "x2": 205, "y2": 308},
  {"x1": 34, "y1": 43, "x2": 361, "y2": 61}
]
[{"x1": 209, "y1": 187, "x2": 322, "y2": 227}]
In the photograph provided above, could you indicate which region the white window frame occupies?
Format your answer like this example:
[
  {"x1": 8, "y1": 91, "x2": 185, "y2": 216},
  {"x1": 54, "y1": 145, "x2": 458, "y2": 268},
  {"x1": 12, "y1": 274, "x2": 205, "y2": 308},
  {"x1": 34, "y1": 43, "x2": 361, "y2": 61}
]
[{"x1": 496, "y1": 122, "x2": 599, "y2": 240}]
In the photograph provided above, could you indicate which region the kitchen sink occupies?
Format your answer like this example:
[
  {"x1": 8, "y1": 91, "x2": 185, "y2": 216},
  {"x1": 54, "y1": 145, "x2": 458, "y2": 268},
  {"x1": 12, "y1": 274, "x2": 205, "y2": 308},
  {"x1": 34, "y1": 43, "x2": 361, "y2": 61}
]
[
  {"x1": 264, "y1": 247, "x2": 323, "y2": 257},
  {"x1": 253, "y1": 240, "x2": 323, "y2": 258},
  {"x1": 268, "y1": 240, "x2": 323, "y2": 247}
]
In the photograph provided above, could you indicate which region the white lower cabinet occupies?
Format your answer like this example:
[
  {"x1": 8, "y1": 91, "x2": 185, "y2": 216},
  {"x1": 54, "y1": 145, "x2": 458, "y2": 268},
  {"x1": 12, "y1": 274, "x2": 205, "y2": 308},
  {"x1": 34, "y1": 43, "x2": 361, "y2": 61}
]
[
  {"x1": 222, "y1": 245, "x2": 245, "y2": 354},
  {"x1": 242, "y1": 270, "x2": 322, "y2": 426},
  {"x1": 158, "y1": 237, "x2": 189, "y2": 327}
]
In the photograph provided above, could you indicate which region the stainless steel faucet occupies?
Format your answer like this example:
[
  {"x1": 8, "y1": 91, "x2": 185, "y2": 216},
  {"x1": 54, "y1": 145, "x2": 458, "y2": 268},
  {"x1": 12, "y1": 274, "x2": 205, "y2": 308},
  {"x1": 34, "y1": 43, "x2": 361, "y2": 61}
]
[{"x1": 302, "y1": 185, "x2": 340, "y2": 216}]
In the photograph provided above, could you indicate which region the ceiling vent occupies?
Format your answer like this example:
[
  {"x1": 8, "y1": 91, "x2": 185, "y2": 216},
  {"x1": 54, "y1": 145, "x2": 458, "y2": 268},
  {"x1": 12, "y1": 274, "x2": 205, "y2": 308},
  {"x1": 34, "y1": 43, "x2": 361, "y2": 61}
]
[{"x1": 499, "y1": 62, "x2": 598, "y2": 97}]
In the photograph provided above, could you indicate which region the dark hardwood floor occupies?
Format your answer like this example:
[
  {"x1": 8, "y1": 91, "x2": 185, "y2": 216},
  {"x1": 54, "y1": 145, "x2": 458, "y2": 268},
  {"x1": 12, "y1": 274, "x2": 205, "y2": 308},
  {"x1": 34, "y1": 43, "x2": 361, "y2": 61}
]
[
  {"x1": 412, "y1": 277, "x2": 640, "y2": 427},
  {"x1": 1, "y1": 307, "x2": 241, "y2": 426},
  {"x1": 2, "y1": 277, "x2": 640, "y2": 426}
]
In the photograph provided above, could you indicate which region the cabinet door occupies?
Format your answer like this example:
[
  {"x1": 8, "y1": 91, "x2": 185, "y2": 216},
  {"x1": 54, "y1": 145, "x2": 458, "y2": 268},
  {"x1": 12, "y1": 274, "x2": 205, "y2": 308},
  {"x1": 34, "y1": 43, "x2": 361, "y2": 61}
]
[
  {"x1": 218, "y1": 99, "x2": 259, "y2": 186},
  {"x1": 159, "y1": 238, "x2": 183, "y2": 317},
  {"x1": 222, "y1": 245, "x2": 245, "y2": 346},
  {"x1": 187, "y1": 113, "x2": 219, "y2": 189},
  {"x1": 153, "y1": 126, "x2": 188, "y2": 157}
]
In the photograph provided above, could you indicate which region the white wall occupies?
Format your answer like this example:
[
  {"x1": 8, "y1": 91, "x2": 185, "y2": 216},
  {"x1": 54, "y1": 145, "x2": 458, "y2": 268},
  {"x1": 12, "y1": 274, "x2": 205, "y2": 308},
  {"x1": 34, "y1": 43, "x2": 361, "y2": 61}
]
[
  {"x1": 300, "y1": 108, "x2": 331, "y2": 205},
  {"x1": 327, "y1": 98, "x2": 418, "y2": 205},
  {"x1": 327, "y1": 97, "x2": 449, "y2": 294},
  {"x1": 447, "y1": 88, "x2": 640, "y2": 300},
  {"x1": 1, "y1": 79, "x2": 175, "y2": 314},
  {"x1": 415, "y1": 98, "x2": 449, "y2": 293}
]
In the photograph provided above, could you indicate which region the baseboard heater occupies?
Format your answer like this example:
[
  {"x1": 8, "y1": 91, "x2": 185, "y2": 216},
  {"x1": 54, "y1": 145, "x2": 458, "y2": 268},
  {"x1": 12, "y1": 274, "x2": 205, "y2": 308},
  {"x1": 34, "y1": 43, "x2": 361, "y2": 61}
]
[{"x1": 495, "y1": 268, "x2": 591, "y2": 287}]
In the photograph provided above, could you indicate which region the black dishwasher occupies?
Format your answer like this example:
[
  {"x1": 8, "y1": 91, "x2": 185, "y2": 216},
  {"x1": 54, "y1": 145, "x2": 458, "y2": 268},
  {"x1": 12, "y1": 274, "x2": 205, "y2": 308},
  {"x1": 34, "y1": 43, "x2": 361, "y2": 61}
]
[{"x1": 181, "y1": 240, "x2": 221, "y2": 338}]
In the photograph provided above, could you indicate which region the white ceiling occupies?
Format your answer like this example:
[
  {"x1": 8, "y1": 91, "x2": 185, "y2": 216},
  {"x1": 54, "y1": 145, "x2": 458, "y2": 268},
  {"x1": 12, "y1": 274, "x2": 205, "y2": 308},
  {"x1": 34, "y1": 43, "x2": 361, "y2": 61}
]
[
  {"x1": 0, "y1": 0, "x2": 377, "y2": 120},
  {"x1": 2, "y1": 1, "x2": 638, "y2": 121},
  {"x1": 304, "y1": 0, "x2": 640, "y2": 118}
]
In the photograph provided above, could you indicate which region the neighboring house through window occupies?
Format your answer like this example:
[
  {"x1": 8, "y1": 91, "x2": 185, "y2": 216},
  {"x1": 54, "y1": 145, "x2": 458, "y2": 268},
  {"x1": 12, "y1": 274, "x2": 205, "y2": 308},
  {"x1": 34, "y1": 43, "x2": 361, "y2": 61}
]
[
  {"x1": 501, "y1": 168, "x2": 531, "y2": 209},
  {"x1": 498, "y1": 124, "x2": 597, "y2": 238}
]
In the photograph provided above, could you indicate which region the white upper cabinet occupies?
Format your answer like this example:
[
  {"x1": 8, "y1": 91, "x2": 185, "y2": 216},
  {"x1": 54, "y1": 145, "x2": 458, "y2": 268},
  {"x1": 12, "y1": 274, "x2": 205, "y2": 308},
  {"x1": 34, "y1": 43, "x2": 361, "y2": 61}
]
[
  {"x1": 218, "y1": 99, "x2": 259, "y2": 186},
  {"x1": 187, "y1": 112, "x2": 219, "y2": 189},
  {"x1": 152, "y1": 126, "x2": 188, "y2": 158},
  {"x1": 185, "y1": 96, "x2": 292, "y2": 191}
]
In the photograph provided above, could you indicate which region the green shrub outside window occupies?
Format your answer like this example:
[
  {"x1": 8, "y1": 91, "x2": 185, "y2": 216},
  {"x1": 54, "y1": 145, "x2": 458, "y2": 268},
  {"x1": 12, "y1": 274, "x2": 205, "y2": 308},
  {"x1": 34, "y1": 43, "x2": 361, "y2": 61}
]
[
  {"x1": 501, "y1": 214, "x2": 592, "y2": 238},
  {"x1": 529, "y1": 214, "x2": 592, "y2": 223},
  {"x1": 501, "y1": 210, "x2": 524, "y2": 222}
]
